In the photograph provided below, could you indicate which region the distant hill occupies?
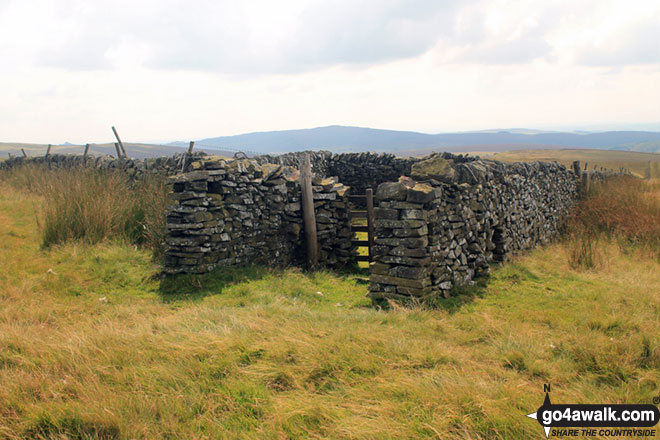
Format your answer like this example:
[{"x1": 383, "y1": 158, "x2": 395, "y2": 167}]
[
  {"x1": 5, "y1": 126, "x2": 660, "y2": 159},
  {"x1": 174, "y1": 125, "x2": 660, "y2": 154}
]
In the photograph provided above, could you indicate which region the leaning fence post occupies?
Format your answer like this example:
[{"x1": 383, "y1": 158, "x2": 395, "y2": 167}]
[
  {"x1": 111, "y1": 126, "x2": 128, "y2": 157},
  {"x1": 300, "y1": 153, "x2": 318, "y2": 269},
  {"x1": 83, "y1": 143, "x2": 90, "y2": 159},
  {"x1": 21, "y1": 148, "x2": 27, "y2": 157},
  {"x1": 45, "y1": 144, "x2": 52, "y2": 158}
]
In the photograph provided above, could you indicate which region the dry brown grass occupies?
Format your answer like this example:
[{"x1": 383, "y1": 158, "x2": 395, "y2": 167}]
[
  {"x1": 1, "y1": 164, "x2": 168, "y2": 254},
  {"x1": 1, "y1": 169, "x2": 660, "y2": 439},
  {"x1": 566, "y1": 176, "x2": 660, "y2": 268},
  {"x1": 1, "y1": 184, "x2": 659, "y2": 439}
]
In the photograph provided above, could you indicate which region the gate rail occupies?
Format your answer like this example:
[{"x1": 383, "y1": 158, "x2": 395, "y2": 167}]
[{"x1": 348, "y1": 188, "x2": 375, "y2": 262}]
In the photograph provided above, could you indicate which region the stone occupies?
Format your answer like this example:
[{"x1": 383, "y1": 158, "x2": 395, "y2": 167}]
[
  {"x1": 381, "y1": 255, "x2": 431, "y2": 267},
  {"x1": 396, "y1": 286, "x2": 433, "y2": 297},
  {"x1": 392, "y1": 225, "x2": 428, "y2": 237},
  {"x1": 399, "y1": 209, "x2": 426, "y2": 220},
  {"x1": 389, "y1": 265, "x2": 430, "y2": 279},
  {"x1": 375, "y1": 182, "x2": 408, "y2": 201},
  {"x1": 406, "y1": 183, "x2": 435, "y2": 203},
  {"x1": 389, "y1": 246, "x2": 428, "y2": 258},
  {"x1": 369, "y1": 262, "x2": 390, "y2": 275},
  {"x1": 375, "y1": 237, "x2": 429, "y2": 247},
  {"x1": 261, "y1": 163, "x2": 282, "y2": 180},
  {"x1": 374, "y1": 207, "x2": 399, "y2": 220},
  {"x1": 370, "y1": 274, "x2": 431, "y2": 289},
  {"x1": 410, "y1": 155, "x2": 458, "y2": 183},
  {"x1": 374, "y1": 219, "x2": 426, "y2": 229}
]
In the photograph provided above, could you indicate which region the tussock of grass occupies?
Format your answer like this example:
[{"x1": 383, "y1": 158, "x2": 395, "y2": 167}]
[
  {"x1": 565, "y1": 176, "x2": 660, "y2": 268},
  {"x1": 1, "y1": 164, "x2": 168, "y2": 253}
]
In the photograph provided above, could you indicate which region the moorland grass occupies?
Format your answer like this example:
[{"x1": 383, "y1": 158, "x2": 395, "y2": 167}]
[
  {"x1": 484, "y1": 149, "x2": 660, "y2": 180},
  {"x1": 565, "y1": 176, "x2": 660, "y2": 268},
  {"x1": 1, "y1": 164, "x2": 168, "y2": 254},
  {"x1": 1, "y1": 177, "x2": 659, "y2": 439}
]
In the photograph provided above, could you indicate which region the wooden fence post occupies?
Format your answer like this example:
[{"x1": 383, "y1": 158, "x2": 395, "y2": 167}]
[
  {"x1": 572, "y1": 160, "x2": 581, "y2": 177},
  {"x1": 366, "y1": 188, "x2": 375, "y2": 262},
  {"x1": 45, "y1": 144, "x2": 52, "y2": 158},
  {"x1": 583, "y1": 172, "x2": 591, "y2": 192},
  {"x1": 181, "y1": 141, "x2": 195, "y2": 173},
  {"x1": 300, "y1": 153, "x2": 318, "y2": 269},
  {"x1": 83, "y1": 143, "x2": 90, "y2": 158},
  {"x1": 111, "y1": 126, "x2": 128, "y2": 157},
  {"x1": 21, "y1": 148, "x2": 27, "y2": 157}
]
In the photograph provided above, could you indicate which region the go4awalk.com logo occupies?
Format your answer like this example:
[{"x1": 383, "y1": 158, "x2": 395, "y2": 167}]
[{"x1": 526, "y1": 385, "x2": 660, "y2": 438}]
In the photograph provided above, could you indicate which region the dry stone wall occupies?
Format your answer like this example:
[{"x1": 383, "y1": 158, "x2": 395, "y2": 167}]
[
  {"x1": 0, "y1": 152, "x2": 206, "y2": 178},
  {"x1": 163, "y1": 157, "x2": 355, "y2": 274},
  {"x1": 5, "y1": 149, "x2": 602, "y2": 307},
  {"x1": 368, "y1": 154, "x2": 580, "y2": 304},
  {"x1": 255, "y1": 151, "x2": 418, "y2": 195}
]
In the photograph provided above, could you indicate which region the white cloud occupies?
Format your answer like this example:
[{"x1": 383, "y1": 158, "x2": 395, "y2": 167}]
[{"x1": 1, "y1": 0, "x2": 660, "y2": 144}]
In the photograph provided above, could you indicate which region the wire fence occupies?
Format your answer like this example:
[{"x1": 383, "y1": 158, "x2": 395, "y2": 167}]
[{"x1": 2, "y1": 140, "x2": 266, "y2": 159}]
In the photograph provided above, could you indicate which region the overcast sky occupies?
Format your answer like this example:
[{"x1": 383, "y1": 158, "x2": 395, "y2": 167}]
[{"x1": 2, "y1": 0, "x2": 660, "y2": 144}]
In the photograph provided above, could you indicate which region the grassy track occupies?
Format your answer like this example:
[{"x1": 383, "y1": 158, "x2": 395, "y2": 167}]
[{"x1": 1, "y1": 184, "x2": 660, "y2": 439}]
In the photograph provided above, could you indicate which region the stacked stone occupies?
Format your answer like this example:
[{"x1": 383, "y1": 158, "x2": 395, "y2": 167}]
[
  {"x1": 327, "y1": 152, "x2": 418, "y2": 195},
  {"x1": 163, "y1": 158, "x2": 356, "y2": 275},
  {"x1": 163, "y1": 168, "x2": 220, "y2": 274},
  {"x1": 367, "y1": 179, "x2": 437, "y2": 303},
  {"x1": 312, "y1": 175, "x2": 355, "y2": 266},
  {"x1": 163, "y1": 158, "x2": 303, "y2": 274},
  {"x1": 0, "y1": 151, "x2": 207, "y2": 178},
  {"x1": 255, "y1": 151, "x2": 419, "y2": 196},
  {"x1": 424, "y1": 182, "x2": 493, "y2": 297},
  {"x1": 254, "y1": 151, "x2": 333, "y2": 176},
  {"x1": 368, "y1": 154, "x2": 583, "y2": 303}
]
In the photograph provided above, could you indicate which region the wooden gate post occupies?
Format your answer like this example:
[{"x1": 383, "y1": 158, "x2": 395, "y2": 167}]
[{"x1": 300, "y1": 153, "x2": 318, "y2": 269}]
